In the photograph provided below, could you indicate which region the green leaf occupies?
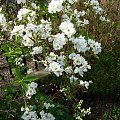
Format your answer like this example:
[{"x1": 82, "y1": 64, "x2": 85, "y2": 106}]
[
  {"x1": 12, "y1": 68, "x2": 23, "y2": 80},
  {"x1": 1, "y1": 44, "x2": 10, "y2": 52},
  {"x1": 23, "y1": 76, "x2": 38, "y2": 82},
  {"x1": 22, "y1": 83, "x2": 28, "y2": 91},
  {"x1": 39, "y1": 0, "x2": 45, "y2": 7}
]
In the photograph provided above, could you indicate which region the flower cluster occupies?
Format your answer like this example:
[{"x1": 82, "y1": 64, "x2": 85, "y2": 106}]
[
  {"x1": 37, "y1": 19, "x2": 52, "y2": 39},
  {"x1": 40, "y1": 103, "x2": 55, "y2": 120},
  {"x1": 17, "y1": 8, "x2": 36, "y2": 21},
  {"x1": 70, "y1": 36, "x2": 89, "y2": 53},
  {"x1": 69, "y1": 53, "x2": 91, "y2": 77},
  {"x1": 11, "y1": 24, "x2": 34, "y2": 47},
  {"x1": 27, "y1": 68, "x2": 33, "y2": 74},
  {"x1": 74, "y1": 100, "x2": 91, "y2": 120},
  {"x1": 21, "y1": 103, "x2": 55, "y2": 120},
  {"x1": 48, "y1": 0, "x2": 79, "y2": 14},
  {"x1": 59, "y1": 20, "x2": 76, "y2": 38},
  {"x1": 88, "y1": 0, "x2": 104, "y2": 14},
  {"x1": 31, "y1": 3, "x2": 39, "y2": 10},
  {"x1": 88, "y1": 39, "x2": 102, "y2": 54},
  {"x1": 44, "y1": 52, "x2": 65, "y2": 77},
  {"x1": 15, "y1": 57, "x2": 24, "y2": 67},
  {"x1": 26, "y1": 82, "x2": 38, "y2": 99},
  {"x1": 21, "y1": 106, "x2": 39, "y2": 120},
  {"x1": 80, "y1": 80, "x2": 93, "y2": 89},
  {"x1": 40, "y1": 110, "x2": 55, "y2": 120},
  {"x1": 85, "y1": 0, "x2": 110, "y2": 22},
  {"x1": 48, "y1": 0, "x2": 63, "y2": 13},
  {"x1": 43, "y1": 102, "x2": 55, "y2": 110},
  {"x1": 49, "y1": 33, "x2": 67, "y2": 50}
]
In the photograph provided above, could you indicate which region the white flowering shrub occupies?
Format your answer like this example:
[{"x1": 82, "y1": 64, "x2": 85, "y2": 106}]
[{"x1": 0, "y1": 0, "x2": 110, "y2": 119}]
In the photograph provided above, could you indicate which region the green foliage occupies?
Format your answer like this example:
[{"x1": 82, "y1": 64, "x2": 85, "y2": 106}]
[
  {"x1": 103, "y1": 106, "x2": 120, "y2": 120},
  {"x1": 84, "y1": 40, "x2": 120, "y2": 96},
  {"x1": 50, "y1": 104, "x2": 74, "y2": 120}
]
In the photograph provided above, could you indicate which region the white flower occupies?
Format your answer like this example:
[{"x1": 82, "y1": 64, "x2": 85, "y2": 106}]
[
  {"x1": 72, "y1": 54, "x2": 91, "y2": 77},
  {"x1": 78, "y1": 19, "x2": 89, "y2": 26},
  {"x1": 88, "y1": 0, "x2": 104, "y2": 14},
  {"x1": 74, "y1": 65, "x2": 91, "y2": 77},
  {"x1": 78, "y1": 10, "x2": 86, "y2": 16},
  {"x1": 16, "y1": 0, "x2": 26, "y2": 4},
  {"x1": 21, "y1": 106, "x2": 39, "y2": 120},
  {"x1": 76, "y1": 116, "x2": 82, "y2": 120},
  {"x1": 26, "y1": 87, "x2": 36, "y2": 99},
  {"x1": 27, "y1": 68, "x2": 33, "y2": 74},
  {"x1": 0, "y1": 8, "x2": 2, "y2": 12},
  {"x1": 100, "y1": 16, "x2": 110, "y2": 22},
  {"x1": 71, "y1": 54, "x2": 84, "y2": 65},
  {"x1": 0, "y1": 13, "x2": 6, "y2": 25},
  {"x1": 44, "y1": 103, "x2": 55, "y2": 110},
  {"x1": 48, "y1": 0, "x2": 63, "y2": 13},
  {"x1": 46, "y1": 113, "x2": 55, "y2": 120},
  {"x1": 100, "y1": 16, "x2": 106, "y2": 21},
  {"x1": 44, "y1": 52, "x2": 65, "y2": 77},
  {"x1": 59, "y1": 20, "x2": 76, "y2": 38},
  {"x1": 69, "y1": 53, "x2": 76, "y2": 59},
  {"x1": 92, "y1": 42, "x2": 101, "y2": 54},
  {"x1": 31, "y1": 3, "x2": 39, "y2": 10},
  {"x1": 40, "y1": 110, "x2": 55, "y2": 120},
  {"x1": 93, "y1": 6, "x2": 103, "y2": 14},
  {"x1": 17, "y1": 8, "x2": 35, "y2": 21},
  {"x1": 15, "y1": 57, "x2": 24, "y2": 67},
  {"x1": 11, "y1": 25, "x2": 24, "y2": 37},
  {"x1": 73, "y1": 54, "x2": 86, "y2": 66},
  {"x1": 17, "y1": 8, "x2": 31, "y2": 21},
  {"x1": 80, "y1": 80, "x2": 92, "y2": 89},
  {"x1": 26, "y1": 23, "x2": 37, "y2": 32},
  {"x1": 0, "y1": 12, "x2": 7, "y2": 30},
  {"x1": 90, "y1": 0, "x2": 99, "y2": 6},
  {"x1": 45, "y1": 52, "x2": 58, "y2": 63},
  {"x1": 26, "y1": 82, "x2": 38, "y2": 99},
  {"x1": 32, "y1": 46, "x2": 42, "y2": 55},
  {"x1": 52, "y1": 33, "x2": 67, "y2": 50},
  {"x1": 22, "y1": 36, "x2": 34, "y2": 47},
  {"x1": 88, "y1": 39, "x2": 102, "y2": 54},
  {"x1": 72, "y1": 36, "x2": 89, "y2": 53},
  {"x1": 48, "y1": 61, "x2": 63, "y2": 77},
  {"x1": 37, "y1": 19, "x2": 52, "y2": 39}
]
